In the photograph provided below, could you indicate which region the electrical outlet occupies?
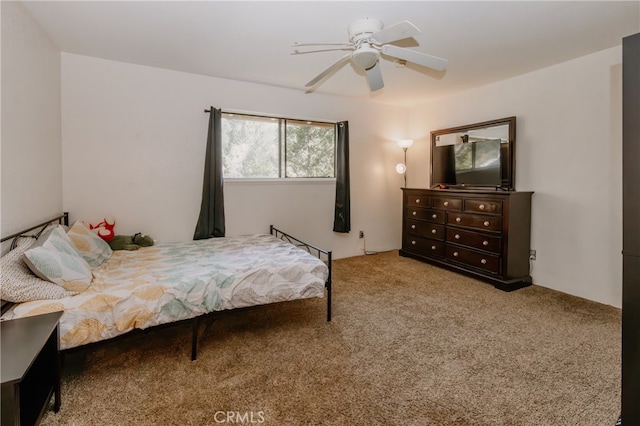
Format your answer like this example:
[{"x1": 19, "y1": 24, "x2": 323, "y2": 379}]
[
  {"x1": 359, "y1": 231, "x2": 364, "y2": 239},
  {"x1": 529, "y1": 249, "x2": 536, "y2": 261}
]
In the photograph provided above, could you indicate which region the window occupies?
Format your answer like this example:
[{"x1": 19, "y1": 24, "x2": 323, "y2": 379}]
[{"x1": 221, "y1": 113, "x2": 335, "y2": 179}]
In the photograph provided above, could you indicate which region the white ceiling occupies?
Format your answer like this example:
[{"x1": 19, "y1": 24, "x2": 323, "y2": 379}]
[{"x1": 20, "y1": 1, "x2": 640, "y2": 107}]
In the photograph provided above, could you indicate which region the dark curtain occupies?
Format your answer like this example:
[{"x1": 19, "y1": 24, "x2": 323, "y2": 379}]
[
  {"x1": 194, "y1": 107, "x2": 225, "y2": 239},
  {"x1": 333, "y1": 121, "x2": 351, "y2": 233}
]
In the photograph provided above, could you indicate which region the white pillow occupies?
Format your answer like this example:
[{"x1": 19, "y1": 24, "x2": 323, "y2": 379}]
[
  {"x1": 67, "y1": 220, "x2": 112, "y2": 268},
  {"x1": 1, "y1": 237, "x2": 77, "y2": 302},
  {"x1": 23, "y1": 225, "x2": 92, "y2": 292}
]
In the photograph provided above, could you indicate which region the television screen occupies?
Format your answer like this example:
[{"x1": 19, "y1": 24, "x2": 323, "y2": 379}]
[{"x1": 454, "y1": 139, "x2": 501, "y2": 186}]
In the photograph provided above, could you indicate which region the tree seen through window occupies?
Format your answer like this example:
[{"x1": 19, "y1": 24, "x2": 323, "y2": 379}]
[{"x1": 221, "y1": 113, "x2": 335, "y2": 179}]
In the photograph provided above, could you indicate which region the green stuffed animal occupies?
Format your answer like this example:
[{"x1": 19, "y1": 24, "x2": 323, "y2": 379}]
[{"x1": 108, "y1": 233, "x2": 155, "y2": 251}]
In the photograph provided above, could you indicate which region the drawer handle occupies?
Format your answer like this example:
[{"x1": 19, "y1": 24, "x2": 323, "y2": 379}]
[
  {"x1": 432, "y1": 214, "x2": 438, "y2": 219},
  {"x1": 444, "y1": 201, "x2": 449, "y2": 207},
  {"x1": 479, "y1": 204, "x2": 486, "y2": 210},
  {"x1": 454, "y1": 234, "x2": 460, "y2": 239},
  {"x1": 453, "y1": 251, "x2": 459, "y2": 257},
  {"x1": 416, "y1": 198, "x2": 421, "y2": 204},
  {"x1": 483, "y1": 240, "x2": 489, "y2": 246},
  {"x1": 483, "y1": 221, "x2": 490, "y2": 227},
  {"x1": 455, "y1": 217, "x2": 462, "y2": 223},
  {"x1": 431, "y1": 229, "x2": 437, "y2": 234},
  {"x1": 481, "y1": 259, "x2": 487, "y2": 265},
  {"x1": 412, "y1": 211, "x2": 417, "y2": 216},
  {"x1": 411, "y1": 240, "x2": 416, "y2": 245},
  {"x1": 411, "y1": 224, "x2": 416, "y2": 229},
  {"x1": 431, "y1": 245, "x2": 437, "y2": 250}
]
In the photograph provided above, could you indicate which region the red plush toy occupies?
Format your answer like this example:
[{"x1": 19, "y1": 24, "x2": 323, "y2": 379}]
[{"x1": 90, "y1": 216, "x2": 115, "y2": 242}]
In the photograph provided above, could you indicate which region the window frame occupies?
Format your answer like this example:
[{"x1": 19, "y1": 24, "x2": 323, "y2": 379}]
[{"x1": 221, "y1": 111, "x2": 337, "y2": 181}]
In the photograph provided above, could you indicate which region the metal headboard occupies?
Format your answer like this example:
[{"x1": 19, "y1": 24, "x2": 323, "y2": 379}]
[
  {"x1": 1, "y1": 212, "x2": 69, "y2": 313},
  {"x1": 1, "y1": 213, "x2": 69, "y2": 248}
]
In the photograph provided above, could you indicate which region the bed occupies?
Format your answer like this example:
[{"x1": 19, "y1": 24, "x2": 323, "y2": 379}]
[{"x1": 0, "y1": 213, "x2": 332, "y2": 360}]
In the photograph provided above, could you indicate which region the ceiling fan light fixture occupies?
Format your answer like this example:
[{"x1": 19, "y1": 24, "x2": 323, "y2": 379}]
[{"x1": 351, "y1": 43, "x2": 379, "y2": 70}]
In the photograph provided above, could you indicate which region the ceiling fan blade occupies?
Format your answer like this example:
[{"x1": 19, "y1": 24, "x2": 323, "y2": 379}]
[
  {"x1": 292, "y1": 42, "x2": 353, "y2": 47},
  {"x1": 292, "y1": 46, "x2": 354, "y2": 55},
  {"x1": 371, "y1": 20, "x2": 421, "y2": 44},
  {"x1": 365, "y1": 62, "x2": 384, "y2": 92},
  {"x1": 305, "y1": 54, "x2": 351, "y2": 87},
  {"x1": 381, "y1": 44, "x2": 448, "y2": 71}
]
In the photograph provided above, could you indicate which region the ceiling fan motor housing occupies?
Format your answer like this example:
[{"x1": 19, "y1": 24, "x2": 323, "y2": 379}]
[{"x1": 348, "y1": 18, "x2": 383, "y2": 43}]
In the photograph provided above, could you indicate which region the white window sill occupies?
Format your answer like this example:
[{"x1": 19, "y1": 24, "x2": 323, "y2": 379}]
[{"x1": 224, "y1": 178, "x2": 336, "y2": 185}]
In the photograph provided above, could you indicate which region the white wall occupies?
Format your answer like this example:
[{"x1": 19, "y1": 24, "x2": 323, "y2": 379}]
[
  {"x1": 409, "y1": 46, "x2": 623, "y2": 307},
  {"x1": 0, "y1": 1, "x2": 62, "y2": 250},
  {"x1": 61, "y1": 53, "x2": 408, "y2": 259}
]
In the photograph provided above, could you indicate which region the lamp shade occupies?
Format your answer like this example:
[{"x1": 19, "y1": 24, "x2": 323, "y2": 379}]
[
  {"x1": 395, "y1": 163, "x2": 407, "y2": 174},
  {"x1": 397, "y1": 139, "x2": 414, "y2": 149}
]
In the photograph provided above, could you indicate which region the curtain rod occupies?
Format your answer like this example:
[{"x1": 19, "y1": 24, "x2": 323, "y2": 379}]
[{"x1": 203, "y1": 108, "x2": 337, "y2": 125}]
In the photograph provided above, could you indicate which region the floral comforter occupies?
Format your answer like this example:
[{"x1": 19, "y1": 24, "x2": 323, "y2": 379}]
[{"x1": 2, "y1": 234, "x2": 328, "y2": 349}]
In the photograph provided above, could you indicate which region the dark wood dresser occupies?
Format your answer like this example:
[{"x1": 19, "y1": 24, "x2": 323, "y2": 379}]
[{"x1": 400, "y1": 188, "x2": 533, "y2": 291}]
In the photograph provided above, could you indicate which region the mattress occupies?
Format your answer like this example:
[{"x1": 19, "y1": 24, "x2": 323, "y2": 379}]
[{"x1": 2, "y1": 234, "x2": 328, "y2": 349}]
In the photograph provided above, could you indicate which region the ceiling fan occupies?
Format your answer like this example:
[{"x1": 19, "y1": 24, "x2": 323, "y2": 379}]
[{"x1": 291, "y1": 18, "x2": 448, "y2": 92}]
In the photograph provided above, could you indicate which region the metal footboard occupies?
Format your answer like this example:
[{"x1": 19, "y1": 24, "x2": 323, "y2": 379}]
[
  {"x1": 192, "y1": 227, "x2": 332, "y2": 361},
  {"x1": 270, "y1": 225, "x2": 332, "y2": 322}
]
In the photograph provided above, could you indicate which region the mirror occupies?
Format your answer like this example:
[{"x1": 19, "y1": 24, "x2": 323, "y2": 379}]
[{"x1": 430, "y1": 117, "x2": 516, "y2": 190}]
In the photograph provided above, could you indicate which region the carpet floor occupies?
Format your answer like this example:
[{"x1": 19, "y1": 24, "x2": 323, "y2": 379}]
[{"x1": 42, "y1": 251, "x2": 621, "y2": 425}]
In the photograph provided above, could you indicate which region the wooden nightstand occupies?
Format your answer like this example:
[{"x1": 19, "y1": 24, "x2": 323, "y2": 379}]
[{"x1": 1, "y1": 311, "x2": 63, "y2": 426}]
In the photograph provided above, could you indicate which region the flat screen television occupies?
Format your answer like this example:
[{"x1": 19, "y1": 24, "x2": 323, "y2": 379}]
[{"x1": 431, "y1": 117, "x2": 516, "y2": 190}]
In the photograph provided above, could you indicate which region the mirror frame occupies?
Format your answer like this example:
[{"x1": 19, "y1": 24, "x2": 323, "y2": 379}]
[{"x1": 430, "y1": 116, "x2": 517, "y2": 191}]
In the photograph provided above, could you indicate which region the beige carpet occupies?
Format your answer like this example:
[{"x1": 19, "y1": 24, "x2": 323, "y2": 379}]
[{"x1": 42, "y1": 251, "x2": 621, "y2": 425}]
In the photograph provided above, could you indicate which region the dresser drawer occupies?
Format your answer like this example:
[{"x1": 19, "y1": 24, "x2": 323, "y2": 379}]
[
  {"x1": 406, "y1": 220, "x2": 445, "y2": 240},
  {"x1": 407, "y1": 208, "x2": 445, "y2": 224},
  {"x1": 447, "y1": 212, "x2": 502, "y2": 232},
  {"x1": 407, "y1": 194, "x2": 429, "y2": 207},
  {"x1": 431, "y1": 197, "x2": 462, "y2": 211},
  {"x1": 446, "y1": 246, "x2": 501, "y2": 274},
  {"x1": 464, "y1": 199, "x2": 503, "y2": 215},
  {"x1": 404, "y1": 235, "x2": 445, "y2": 257},
  {"x1": 446, "y1": 228, "x2": 502, "y2": 254}
]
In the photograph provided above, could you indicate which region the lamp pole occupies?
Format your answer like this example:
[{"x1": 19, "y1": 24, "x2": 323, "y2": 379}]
[
  {"x1": 396, "y1": 139, "x2": 413, "y2": 189},
  {"x1": 403, "y1": 147, "x2": 408, "y2": 187}
]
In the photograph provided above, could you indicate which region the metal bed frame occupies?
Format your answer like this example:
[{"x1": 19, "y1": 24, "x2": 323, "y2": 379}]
[{"x1": 1, "y1": 215, "x2": 332, "y2": 361}]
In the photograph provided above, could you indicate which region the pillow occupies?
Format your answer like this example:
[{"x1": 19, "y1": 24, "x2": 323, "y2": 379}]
[
  {"x1": 67, "y1": 220, "x2": 112, "y2": 268},
  {"x1": 1, "y1": 237, "x2": 78, "y2": 303},
  {"x1": 23, "y1": 225, "x2": 92, "y2": 292}
]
